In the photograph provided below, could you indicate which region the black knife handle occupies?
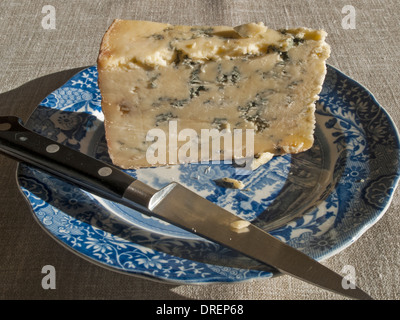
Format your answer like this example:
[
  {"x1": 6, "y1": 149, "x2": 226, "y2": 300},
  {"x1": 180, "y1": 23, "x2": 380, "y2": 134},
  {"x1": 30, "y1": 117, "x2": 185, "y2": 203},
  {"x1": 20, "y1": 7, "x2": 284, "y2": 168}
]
[{"x1": 0, "y1": 116, "x2": 135, "y2": 202}]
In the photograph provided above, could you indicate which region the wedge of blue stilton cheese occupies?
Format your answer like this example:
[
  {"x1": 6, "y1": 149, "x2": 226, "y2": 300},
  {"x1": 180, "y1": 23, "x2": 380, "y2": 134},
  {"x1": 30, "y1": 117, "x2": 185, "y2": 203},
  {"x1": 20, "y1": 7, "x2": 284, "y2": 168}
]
[{"x1": 98, "y1": 20, "x2": 330, "y2": 169}]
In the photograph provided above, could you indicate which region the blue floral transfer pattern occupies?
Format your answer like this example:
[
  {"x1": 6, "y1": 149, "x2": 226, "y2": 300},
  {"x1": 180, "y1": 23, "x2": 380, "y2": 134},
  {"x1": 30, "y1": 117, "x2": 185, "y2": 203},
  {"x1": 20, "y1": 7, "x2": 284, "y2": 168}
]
[{"x1": 17, "y1": 65, "x2": 400, "y2": 283}]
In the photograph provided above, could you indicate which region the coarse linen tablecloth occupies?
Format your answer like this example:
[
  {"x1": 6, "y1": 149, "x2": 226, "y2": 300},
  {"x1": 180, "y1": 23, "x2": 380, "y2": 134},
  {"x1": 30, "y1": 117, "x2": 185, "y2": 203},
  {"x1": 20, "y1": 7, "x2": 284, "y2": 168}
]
[{"x1": 0, "y1": 0, "x2": 399, "y2": 300}]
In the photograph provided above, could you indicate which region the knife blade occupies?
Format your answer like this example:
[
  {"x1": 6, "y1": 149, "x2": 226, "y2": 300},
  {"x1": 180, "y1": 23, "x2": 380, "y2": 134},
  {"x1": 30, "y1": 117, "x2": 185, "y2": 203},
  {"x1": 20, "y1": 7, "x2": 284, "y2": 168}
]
[{"x1": 0, "y1": 116, "x2": 372, "y2": 299}]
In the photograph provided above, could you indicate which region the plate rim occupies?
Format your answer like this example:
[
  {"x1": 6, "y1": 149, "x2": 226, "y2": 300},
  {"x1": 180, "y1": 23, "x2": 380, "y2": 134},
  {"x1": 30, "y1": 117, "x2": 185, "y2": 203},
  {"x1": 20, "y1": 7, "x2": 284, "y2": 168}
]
[{"x1": 315, "y1": 64, "x2": 400, "y2": 260}]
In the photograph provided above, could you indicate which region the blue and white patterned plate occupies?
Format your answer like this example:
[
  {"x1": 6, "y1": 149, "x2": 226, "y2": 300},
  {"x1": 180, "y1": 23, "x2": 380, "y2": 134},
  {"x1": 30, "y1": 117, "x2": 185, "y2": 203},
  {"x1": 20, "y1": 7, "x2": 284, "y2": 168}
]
[{"x1": 17, "y1": 65, "x2": 400, "y2": 283}]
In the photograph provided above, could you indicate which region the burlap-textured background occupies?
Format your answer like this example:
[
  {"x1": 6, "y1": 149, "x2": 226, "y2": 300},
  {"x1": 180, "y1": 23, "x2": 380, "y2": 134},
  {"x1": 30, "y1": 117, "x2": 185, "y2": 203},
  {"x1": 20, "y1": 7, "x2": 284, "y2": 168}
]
[{"x1": 1, "y1": 0, "x2": 399, "y2": 300}]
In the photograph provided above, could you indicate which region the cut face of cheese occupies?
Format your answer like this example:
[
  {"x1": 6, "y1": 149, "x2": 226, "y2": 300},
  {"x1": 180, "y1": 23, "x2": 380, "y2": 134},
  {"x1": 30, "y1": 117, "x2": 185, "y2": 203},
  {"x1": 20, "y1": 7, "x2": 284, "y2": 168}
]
[{"x1": 97, "y1": 19, "x2": 330, "y2": 169}]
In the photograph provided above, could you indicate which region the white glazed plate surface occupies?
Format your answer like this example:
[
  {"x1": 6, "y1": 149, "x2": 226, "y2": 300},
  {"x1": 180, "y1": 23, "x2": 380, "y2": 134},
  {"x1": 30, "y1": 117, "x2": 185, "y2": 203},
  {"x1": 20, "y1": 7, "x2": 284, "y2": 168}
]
[{"x1": 17, "y1": 65, "x2": 400, "y2": 283}]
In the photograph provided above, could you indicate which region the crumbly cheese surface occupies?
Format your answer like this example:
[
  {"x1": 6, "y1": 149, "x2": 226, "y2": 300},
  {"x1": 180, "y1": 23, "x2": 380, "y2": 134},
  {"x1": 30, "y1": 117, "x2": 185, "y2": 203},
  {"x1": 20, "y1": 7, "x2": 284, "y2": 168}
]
[{"x1": 98, "y1": 20, "x2": 330, "y2": 169}]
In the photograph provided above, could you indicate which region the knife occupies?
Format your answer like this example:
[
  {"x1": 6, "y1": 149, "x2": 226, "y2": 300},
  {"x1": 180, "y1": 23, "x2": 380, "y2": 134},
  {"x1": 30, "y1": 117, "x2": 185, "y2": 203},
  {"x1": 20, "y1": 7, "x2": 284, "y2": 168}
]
[{"x1": 0, "y1": 115, "x2": 372, "y2": 300}]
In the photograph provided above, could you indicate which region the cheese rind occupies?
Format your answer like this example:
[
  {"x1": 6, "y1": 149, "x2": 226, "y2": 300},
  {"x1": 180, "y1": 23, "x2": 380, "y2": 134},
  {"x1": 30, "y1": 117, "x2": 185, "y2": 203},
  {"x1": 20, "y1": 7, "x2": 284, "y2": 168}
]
[{"x1": 98, "y1": 20, "x2": 330, "y2": 169}]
